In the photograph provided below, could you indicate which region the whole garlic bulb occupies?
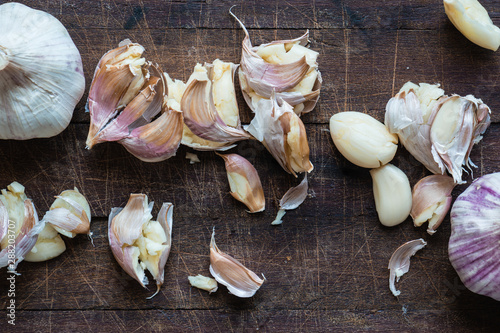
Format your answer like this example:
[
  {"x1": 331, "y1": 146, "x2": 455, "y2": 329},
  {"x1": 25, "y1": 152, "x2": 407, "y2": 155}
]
[{"x1": 0, "y1": 3, "x2": 85, "y2": 140}]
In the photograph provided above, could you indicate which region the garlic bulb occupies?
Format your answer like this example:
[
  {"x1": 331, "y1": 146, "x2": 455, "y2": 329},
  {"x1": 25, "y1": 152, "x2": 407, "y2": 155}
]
[
  {"x1": 449, "y1": 173, "x2": 500, "y2": 301},
  {"x1": 0, "y1": 3, "x2": 85, "y2": 140}
]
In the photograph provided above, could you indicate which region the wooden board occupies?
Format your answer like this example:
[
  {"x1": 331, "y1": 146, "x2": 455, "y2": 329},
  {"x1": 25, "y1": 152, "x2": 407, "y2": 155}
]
[{"x1": 1, "y1": 0, "x2": 500, "y2": 331}]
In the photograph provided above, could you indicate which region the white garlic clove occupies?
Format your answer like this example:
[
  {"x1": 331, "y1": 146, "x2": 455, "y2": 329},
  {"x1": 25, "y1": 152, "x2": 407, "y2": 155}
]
[
  {"x1": 217, "y1": 153, "x2": 265, "y2": 213},
  {"x1": 330, "y1": 111, "x2": 398, "y2": 168},
  {"x1": 0, "y1": 3, "x2": 85, "y2": 140},
  {"x1": 24, "y1": 224, "x2": 66, "y2": 262},
  {"x1": 388, "y1": 238, "x2": 427, "y2": 297},
  {"x1": 108, "y1": 194, "x2": 173, "y2": 298},
  {"x1": 272, "y1": 174, "x2": 308, "y2": 225},
  {"x1": 209, "y1": 229, "x2": 264, "y2": 298},
  {"x1": 188, "y1": 274, "x2": 218, "y2": 293},
  {"x1": 411, "y1": 175, "x2": 455, "y2": 235},
  {"x1": 370, "y1": 164, "x2": 412, "y2": 227},
  {"x1": 444, "y1": 0, "x2": 500, "y2": 51}
]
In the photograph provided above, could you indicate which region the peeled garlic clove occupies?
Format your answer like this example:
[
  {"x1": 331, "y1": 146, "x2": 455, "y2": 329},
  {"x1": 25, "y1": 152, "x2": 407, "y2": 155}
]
[
  {"x1": 24, "y1": 224, "x2": 66, "y2": 262},
  {"x1": 430, "y1": 94, "x2": 491, "y2": 183},
  {"x1": 217, "y1": 153, "x2": 265, "y2": 213},
  {"x1": 209, "y1": 229, "x2": 264, "y2": 298},
  {"x1": 272, "y1": 174, "x2": 308, "y2": 225},
  {"x1": 245, "y1": 94, "x2": 313, "y2": 176},
  {"x1": 181, "y1": 60, "x2": 250, "y2": 144},
  {"x1": 444, "y1": 0, "x2": 500, "y2": 51},
  {"x1": 370, "y1": 164, "x2": 412, "y2": 227},
  {"x1": 108, "y1": 194, "x2": 173, "y2": 298},
  {"x1": 330, "y1": 111, "x2": 398, "y2": 168},
  {"x1": 385, "y1": 82, "x2": 444, "y2": 174},
  {"x1": 388, "y1": 238, "x2": 427, "y2": 297},
  {"x1": 188, "y1": 274, "x2": 218, "y2": 293},
  {"x1": 43, "y1": 187, "x2": 91, "y2": 238},
  {"x1": 0, "y1": 3, "x2": 85, "y2": 140},
  {"x1": 411, "y1": 175, "x2": 455, "y2": 235},
  {"x1": 0, "y1": 182, "x2": 45, "y2": 270},
  {"x1": 231, "y1": 10, "x2": 322, "y2": 115}
]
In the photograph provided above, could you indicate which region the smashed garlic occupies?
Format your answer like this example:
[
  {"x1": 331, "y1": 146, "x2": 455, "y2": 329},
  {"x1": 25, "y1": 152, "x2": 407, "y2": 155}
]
[
  {"x1": 217, "y1": 153, "x2": 265, "y2": 213},
  {"x1": 108, "y1": 194, "x2": 172, "y2": 298},
  {"x1": 388, "y1": 239, "x2": 427, "y2": 297},
  {"x1": 188, "y1": 274, "x2": 218, "y2": 293},
  {"x1": 370, "y1": 164, "x2": 412, "y2": 227},
  {"x1": 24, "y1": 224, "x2": 65, "y2": 262},
  {"x1": 209, "y1": 229, "x2": 264, "y2": 298},
  {"x1": 0, "y1": 3, "x2": 85, "y2": 140},
  {"x1": 444, "y1": 0, "x2": 500, "y2": 51},
  {"x1": 272, "y1": 175, "x2": 308, "y2": 225}
]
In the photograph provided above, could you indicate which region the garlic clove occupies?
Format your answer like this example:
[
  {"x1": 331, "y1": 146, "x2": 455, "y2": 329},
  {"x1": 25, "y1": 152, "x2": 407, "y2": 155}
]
[
  {"x1": 331, "y1": 111, "x2": 398, "y2": 168},
  {"x1": 245, "y1": 93, "x2": 313, "y2": 176},
  {"x1": 411, "y1": 175, "x2": 456, "y2": 235},
  {"x1": 181, "y1": 61, "x2": 250, "y2": 144},
  {"x1": 444, "y1": 0, "x2": 500, "y2": 51},
  {"x1": 108, "y1": 194, "x2": 173, "y2": 298},
  {"x1": 188, "y1": 274, "x2": 218, "y2": 293},
  {"x1": 388, "y1": 238, "x2": 427, "y2": 297},
  {"x1": 217, "y1": 153, "x2": 265, "y2": 213},
  {"x1": 370, "y1": 164, "x2": 412, "y2": 227},
  {"x1": 24, "y1": 224, "x2": 66, "y2": 262},
  {"x1": 209, "y1": 229, "x2": 264, "y2": 298},
  {"x1": 272, "y1": 174, "x2": 308, "y2": 225}
]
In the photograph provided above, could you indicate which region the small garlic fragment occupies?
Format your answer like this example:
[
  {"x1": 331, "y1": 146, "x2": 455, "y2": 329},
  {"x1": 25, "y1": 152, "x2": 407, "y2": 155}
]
[
  {"x1": 411, "y1": 175, "x2": 456, "y2": 235},
  {"x1": 272, "y1": 175, "x2": 308, "y2": 225},
  {"x1": 188, "y1": 274, "x2": 218, "y2": 293},
  {"x1": 217, "y1": 153, "x2": 265, "y2": 213},
  {"x1": 108, "y1": 194, "x2": 173, "y2": 298},
  {"x1": 330, "y1": 112, "x2": 398, "y2": 168},
  {"x1": 209, "y1": 229, "x2": 264, "y2": 298},
  {"x1": 185, "y1": 152, "x2": 201, "y2": 164},
  {"x1": 444, "y1": 0, "x2": 500, "y2": 51},
  {"x1": 24, "y1": 224, "x2": 66, "y2": 262},
  {"x1": 370, "y1": 164, "x2": 412, "y2": 227},
  {"x1": 388, "y1": 239, "x2": 427, "y2": 297}
]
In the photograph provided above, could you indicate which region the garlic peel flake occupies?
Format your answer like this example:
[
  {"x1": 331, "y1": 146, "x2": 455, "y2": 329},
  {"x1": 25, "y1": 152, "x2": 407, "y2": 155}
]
[
  {"x1": 272, "y1": 174, "x2": 308, "y2": 225},
  {"x1": 388, "y1": 238, "x2": 427, "y2": 297}
]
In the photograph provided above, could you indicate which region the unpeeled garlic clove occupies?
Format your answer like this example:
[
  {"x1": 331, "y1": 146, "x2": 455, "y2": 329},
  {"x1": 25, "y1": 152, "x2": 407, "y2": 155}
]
[
  {"x1": 24, "y1": 224, "x2": 66, "y2": 262},
  {"x1": 0, "y1": 182, "x2": 45, "y2": 270},
  {"x1": 272, "y1": 174, "x2": 308, "y2": 225},
  {"x1": 388, "y1": 238, "x2": 427, "y2": 297},
  {"x1": 331, "y1": 111, "x2": 398, "y2": 168},
  {"x1": 231, "y1": 9, "x2": 322, "y2": 116},
  {"x1": 444, "y1": 0, "x2": 500, "y2": 51},
  {"x1": 108, "y1": 194, "x2": 173, "y2": 298},
  {"x1": 370, "y1": 164, "x2": 412, "y2": 227},
  {"x1": 209, "y1": 229, "x2": 264, "y2": 298},
  {"x1": 411, "y1": 175, "x2": 456, "y2": 235},
  {"x1": 188, "y1": 274, "x2": 218, "y2": 293},
  {"x1": 245, "y1": 93, "x2": 313, "y2": 176},
  {"x1": 217, "y1": 153, "x2": 265, "y2": 213}
]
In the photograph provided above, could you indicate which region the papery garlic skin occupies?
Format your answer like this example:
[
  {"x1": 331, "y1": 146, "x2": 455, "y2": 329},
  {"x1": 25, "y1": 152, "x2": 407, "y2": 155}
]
[
  {"x1": 217, "y1": 153, "x2": 265, "y2": 213},
  {"x1": 24, "y1": 224, "x2": 66, "y2": 262},
  {"x1": 188, "y1": 274, "x2": 218, "y2": 293},
  {"x1": 0, "y1": 3, "x2": 85, "y2": 140},
  {"x1": 330, "y1": 112, "x2": 398, "y2": 168},
  {"x1": 108, "y1": 194, "x2": 173, "y2": 298},
  {"x1": 444, "y1": 0, "x2": 500, "y2": 51},
  {"x1": 449, "y1": 173, "x2": 500, "y2": 301},
  {"x1": 411, "y1": 175, "x2": 455, "y2": 235},
  {"x1": 388, "y1": 239, "x2": 427, "y2": 297},
  {"x1": 209, "y1": 229, "x2": 264, "y2": 298},
  {"x1": 272, "y1": 175, "x2": 308, "y2": 225},
  {"x1": 370, "y1": 164, "x2": 412, "y2": 227}
]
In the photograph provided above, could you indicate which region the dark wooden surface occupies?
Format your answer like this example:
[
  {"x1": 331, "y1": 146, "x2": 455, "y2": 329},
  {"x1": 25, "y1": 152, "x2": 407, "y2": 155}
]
[{"x1": 1, "y1": 0, "x2": 500, "y2": 332}]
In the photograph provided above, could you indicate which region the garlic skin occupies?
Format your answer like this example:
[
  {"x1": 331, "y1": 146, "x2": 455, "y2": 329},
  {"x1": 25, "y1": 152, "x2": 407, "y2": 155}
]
[
  {"x1": 0, "y1": 182, "x2": 45, "y2": 270},
  {"x1": 411, "y1": 175, "x2": 456, "y2": 235},
  {"x1": 330, "y1": 112, "x2": 398, "y2": 168},
  {"x1": 272, "y1": 175, "x2": 308, "y2": 225},
  {"x1": 209, "y1": 229, "x2": 264, "y2": 298},
  {"x1": 108, "y1": 194, "x2": 173, "y2": 298},
  {"x1": 245, "y1": 94, "x2": 313, "y2": 177},
  {"x1": 188, "y1": 274, "x2": 218, "y2": 293},
  {"x1": 24, "y1": 224, "x2": 66, "y2": 262},
  {"x1": 444, "y1": 0, "x2": 500, "y2": 51},
  {"x1": 231, "y1": 10, "x2": 322, "y2": 116},
  {"x1": 217, "y1": 153, "x2": 265, "y2": 213},
  {"x1": 388, "y1": 239, "x2": 427, "y2": 297},
  {"x1": 449, "y1": 173, "x2": 500, "y2": 301},
  {"x1": 370, "y1": 164, "x2": 412, "y2": 227},
  {"x1": 0, "y1": 3, "x2": 85, "y2": 140}
]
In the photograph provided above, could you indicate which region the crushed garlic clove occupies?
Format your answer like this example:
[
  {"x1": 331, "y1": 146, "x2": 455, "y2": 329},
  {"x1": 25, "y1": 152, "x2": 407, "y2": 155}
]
[
  {"x1": 217, "y1": 153, "x2": 265, "y2": 213},
  {"x1": 444, "y1": 0, "x2": 500, "y2": 51},
  {"x1": 209, "y1": 229, "x2": 264, "y2": 298},
  {"x1": 188, "y1": 274, "x2": 218, "y2": 293},
  {"x1": 388, "y1": 238, "x2": 427, "y2": 297},
  {"x1": 411, "y1": 175, "x2": 456, "y2": 235},
  {"x1": 108, "y1": 194, "x2": 173, "y2": 298},
  {"x1": 370, "y1": 164, "x2": 412, "y2": 227},
  {"x1": 272, "y1": 174, "x2": 308, "y2": 225},
  {"x1": 24, "y1": 224, "x2": 66, "y2": 262}
]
